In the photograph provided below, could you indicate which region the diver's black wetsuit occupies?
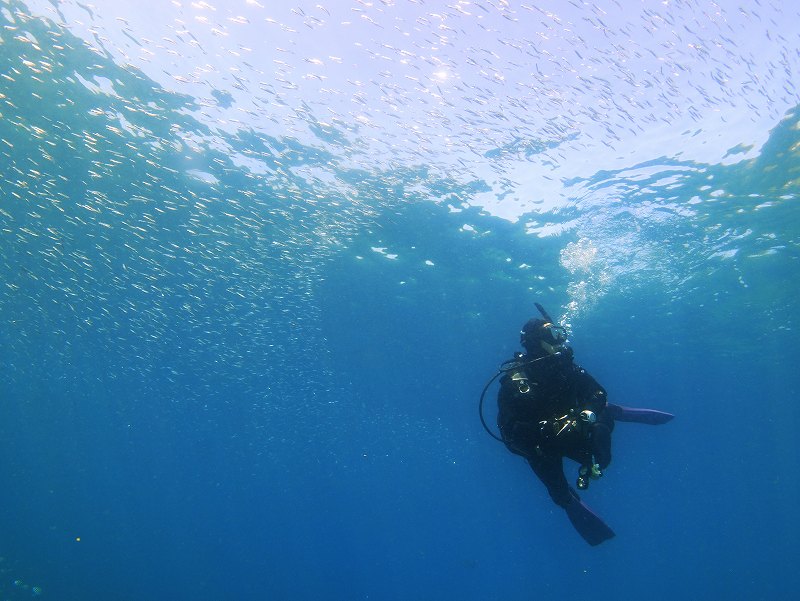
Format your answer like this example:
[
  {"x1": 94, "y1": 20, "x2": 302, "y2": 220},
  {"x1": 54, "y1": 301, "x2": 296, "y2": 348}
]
[
  {"x1": 497, "y1": 349, "x2": 614, "y2": 508},
  {"x1": 492, "y1": 308, "x2": 673, "y2": 546}
]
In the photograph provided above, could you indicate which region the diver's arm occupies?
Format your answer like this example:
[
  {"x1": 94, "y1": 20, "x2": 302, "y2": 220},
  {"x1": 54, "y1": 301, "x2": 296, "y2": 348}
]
[{"x1": 572, "y1": 366, "x2": 608, "y2": 416}]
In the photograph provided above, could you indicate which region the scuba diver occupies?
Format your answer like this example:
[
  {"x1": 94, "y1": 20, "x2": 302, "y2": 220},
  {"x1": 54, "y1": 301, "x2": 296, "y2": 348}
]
[{"x1": 480, "y1": 303, "x2": 674, "y2": 546}]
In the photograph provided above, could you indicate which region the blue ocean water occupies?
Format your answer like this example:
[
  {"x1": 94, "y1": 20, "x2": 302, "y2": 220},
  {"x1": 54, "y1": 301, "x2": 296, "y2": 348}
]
[{"x1": 1, "y1": 1, "x2": 799, "y2": 600}]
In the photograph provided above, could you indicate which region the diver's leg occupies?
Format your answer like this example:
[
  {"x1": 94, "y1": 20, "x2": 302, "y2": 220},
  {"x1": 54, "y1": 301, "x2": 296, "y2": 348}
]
[
  {"x1": 528, "y1": 455, "x2": 614, "y2": 546},
  {"x1": 527, "y1": 453, "x2": 615, "y2": 545},
  {"x1": 527, "y1": 454, "x2": 571, "y2": 508}
]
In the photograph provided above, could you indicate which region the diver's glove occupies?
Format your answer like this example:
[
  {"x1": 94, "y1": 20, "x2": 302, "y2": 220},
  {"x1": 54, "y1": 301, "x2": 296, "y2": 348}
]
[
  {"x1": 576, "y1": 465, "x2": 590, "y2": 490},
  {"x1": 576, "y1": 462, "x2": 603, "y2": 490}
]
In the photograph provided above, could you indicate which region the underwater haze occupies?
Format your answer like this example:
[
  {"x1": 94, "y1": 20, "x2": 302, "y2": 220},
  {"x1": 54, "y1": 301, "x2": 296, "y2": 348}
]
[{"x1": 1, "y1": 0, "x2": 799, "y2": 599}]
